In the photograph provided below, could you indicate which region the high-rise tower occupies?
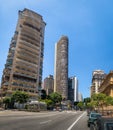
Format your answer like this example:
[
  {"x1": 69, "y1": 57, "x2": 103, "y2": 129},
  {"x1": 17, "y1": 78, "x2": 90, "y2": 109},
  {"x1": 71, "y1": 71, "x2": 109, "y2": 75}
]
[
  {"x1": 43, "y1": 75, "x2": 54, "y2": 95},
  {"x1": 1, "y1": 9, "x2": 46, "y2": 99},
  {"x1": 54, "y1": 36, "x2": 68, "y2": 99},
  {"x1": 68, "y1": 76, "x2": 78, "y2": 102}
]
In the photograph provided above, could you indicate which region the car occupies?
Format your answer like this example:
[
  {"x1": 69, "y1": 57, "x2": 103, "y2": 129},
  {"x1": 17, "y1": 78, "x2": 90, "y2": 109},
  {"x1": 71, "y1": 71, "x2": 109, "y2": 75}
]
[
  {"x1": 58, "y1": 108, "x2": 62, "y2": 112},
  {"x1": 87, "y1": 109, "x2": 91, "y2": 116},
  {"x1": 87, "y1": 112, "x2": 101, "y2": 127},
  {"x1": 53, "y1": 108, "x2": 56, "y2": 111},
  {"x1": 95, "y1": 117, "x2": 113, "y2": 130}
]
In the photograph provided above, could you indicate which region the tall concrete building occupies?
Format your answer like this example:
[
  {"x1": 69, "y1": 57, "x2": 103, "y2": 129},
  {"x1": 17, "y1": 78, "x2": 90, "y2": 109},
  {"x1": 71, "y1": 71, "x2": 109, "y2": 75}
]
[
  {"x1": 68, "y1": 78, "x2": 74, "y2": 102},
  {"x1": 54, "y1": 36, "x2": 69, "y2": 99},
  {"x1": 90, "y1": 70, "x2": 106, "y2": 96},
  {"x1": 78, "y1": 92, "x2": 83, "y2": 102},
  {"x1": 73, "y1": 77, "x2": 78, "y2": 102},
  {"x1": 68, "y1": 76, "x2": 78, "y2": 102},
  {"x1": 43, "y1": 75, "x2": 54, "y2": 95},
  {"x1": 1, "y1": 9, "x2": 46, "y2": 99}
]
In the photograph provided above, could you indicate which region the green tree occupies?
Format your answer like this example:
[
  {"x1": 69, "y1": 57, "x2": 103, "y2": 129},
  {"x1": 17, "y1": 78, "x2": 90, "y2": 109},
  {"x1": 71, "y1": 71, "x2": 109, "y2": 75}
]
[
  {"x1": 0, "y1": 98, "x2": 3, "y2": 107},
  {"x1": 39, "y1": 99, "x2": 54, "y2": 110},
  {"x1": 11, "y1": 91, "x2": 29, "y2": 104},
  {"x1": 84, "y1": 97, "x2": 91, "y2": 109},
  {"x1": 74, "y1": 101, "x2": 79, "y2": 106},
  {"x1": 49, "y1": 92, "x2": 62, "y2": 106},
  {"x1": 87, "y1": 101, "x2": 97, "y2": 110},
  {"x1": 45, "y1": 99, "x2": 54, "y2": 108},
  {"x1": 3, "y1": 97, "x2": 11, "y2": 109},
  {"x1": 84, "y1": 97, "x2": 91, "y2": 104},
  {"x1": 77, "y1": 101, "x2": 84, "y2": 110},
  {"x1": 105, "y1": 96, "x2": 113, "y2": 106},
  {"x1": 91, "y1": 93, "x2": 106, "y2": 111}
]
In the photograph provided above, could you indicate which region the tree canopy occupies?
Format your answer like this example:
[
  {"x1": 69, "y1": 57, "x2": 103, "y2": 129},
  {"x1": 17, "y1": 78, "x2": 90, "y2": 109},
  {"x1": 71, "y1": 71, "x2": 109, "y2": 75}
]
[
  {"x1": 84, "y1": 93, "x2": 113, "y2": 111},
  {"x1": 3, "y1": 97, "x2": 11, "y2": 109},
  {"x1": 49, "y1": 92, "x2": 62, "y2": 104},
  {"x1": 11, "y1": 91, "x2": 29, "y2": 104}
]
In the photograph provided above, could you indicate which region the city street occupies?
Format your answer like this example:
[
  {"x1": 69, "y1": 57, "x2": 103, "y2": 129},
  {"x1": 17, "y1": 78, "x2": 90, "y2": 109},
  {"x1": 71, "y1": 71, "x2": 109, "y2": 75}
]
[{"x1": 0, "y1": 110, "x2": 89, "y2": 130}]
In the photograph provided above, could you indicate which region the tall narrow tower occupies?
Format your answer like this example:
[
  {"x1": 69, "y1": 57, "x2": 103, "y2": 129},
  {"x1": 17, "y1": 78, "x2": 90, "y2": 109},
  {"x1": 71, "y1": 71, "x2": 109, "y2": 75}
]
[
  {"x1": 68, "y1": 76, "x2": 78, "y2": 102},
  {"x1": 1, "y1": 9, "x2": 46, "y2": 98},
  {"x1": 54, "y1": 36, "x2": 69, "y2": 99}
]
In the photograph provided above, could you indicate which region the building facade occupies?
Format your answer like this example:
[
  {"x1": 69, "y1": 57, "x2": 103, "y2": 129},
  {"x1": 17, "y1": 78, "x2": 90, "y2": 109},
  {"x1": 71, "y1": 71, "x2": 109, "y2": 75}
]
[
  {"x1": 43, "y1": 75, "x2": 54, "y2": 95},
  {"x1": 90, "y1": 70, "x2": 106, "y2": 96},
  {"x1": 54, "y1": 36, "x2": 69, "y2": 99},
  {"x1": 78, "y1": 92, "x2": 83, "y2": 102},
  {"x1": 68, "y1": 76, "x2": 78, "y2": 102},
  {"x1": 1, "y1": 8, "x2": 46, "y2": 99},
  {"x1": 68, "y1": 78, "x2": 74, "y2": 102},
  {"x1": 99, "y1": 71, "x2": 113, "y2": 97}
]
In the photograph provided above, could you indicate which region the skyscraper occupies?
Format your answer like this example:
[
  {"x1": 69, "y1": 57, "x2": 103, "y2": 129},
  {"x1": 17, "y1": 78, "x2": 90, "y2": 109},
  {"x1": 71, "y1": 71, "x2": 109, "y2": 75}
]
[
  {"x1": 1, "y1": 8, "x2": 46, "y2": 99},
  {"x1": 43, "y1": 75, "x2": 54, "y2": 95},
  {"x1": 68, "y1": 76, "x2": 78, "y2": 102},
  {"x1": 68, "y1": 78, "x2": 74, "y2": 102},
  {"x1": 78, "y1": 92, "x2": 83, "y2": 102},
  {"x1": 54, "y1": 36, "x2": 68, "y2": 99},
  {"x1": 73, "y1": 77, "x2": 78, "y2": 102}
]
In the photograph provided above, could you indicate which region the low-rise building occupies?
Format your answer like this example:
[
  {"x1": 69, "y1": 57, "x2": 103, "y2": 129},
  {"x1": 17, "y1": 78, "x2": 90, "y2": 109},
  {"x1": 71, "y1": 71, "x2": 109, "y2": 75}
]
[
  {"x1": 90, "y1": 70, "x2": 106, "y2": 96},
  {"x1": 99, "y1": 71, "x2": 113, "y2": 97}
]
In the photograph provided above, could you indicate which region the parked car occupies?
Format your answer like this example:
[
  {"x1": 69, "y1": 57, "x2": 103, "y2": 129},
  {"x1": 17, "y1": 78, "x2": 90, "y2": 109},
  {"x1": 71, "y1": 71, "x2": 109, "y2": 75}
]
[
  {"x1": 53, "y1": 108, "x2": 56, "y2": 111},
  {"x1": 87, "y1": 112, "x2": 101, "y2": 127},
  {"x1": 87, "y1": 109, "x2": 91, "y2": 116},
  {"x1": 95, "y1": 117, "x2": 113, "y2": 130},
  {"x1": 58, "y1": 108, "x2": 62, "y2": 112}
]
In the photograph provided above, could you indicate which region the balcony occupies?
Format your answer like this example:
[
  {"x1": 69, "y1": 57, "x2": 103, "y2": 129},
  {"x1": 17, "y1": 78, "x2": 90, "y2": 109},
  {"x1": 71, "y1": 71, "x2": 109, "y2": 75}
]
[
  {"x1": 18, "y1": 42, "x2": 39, "y2": 55},
  {"x1": 15, "y1": 57, "x2": 38, "y2": 68},
  {"x1": 13, "y1": 72, "x2": 37, "y2": 80},
  {"x1": 21, "y1": 27, "x2": 40, "y2": 40},
  {"x1": 14, "y1": 68, "x2": 37, "y2": 78},
  {"x1": 16, "y1": 51, "x2": 38, "y2": 64},
  {"x1": 99, "y1": 72, "x2": 113, "y2": 94},
  {"x1": 23, "y1": 21, "x2": 41, "y2": 33},
  {"x1": 15, "y1": 63, "x2": 38, "y2": 73},
  {"x1": 19, "y1": 39, "x2": 40, "y2": 51}
]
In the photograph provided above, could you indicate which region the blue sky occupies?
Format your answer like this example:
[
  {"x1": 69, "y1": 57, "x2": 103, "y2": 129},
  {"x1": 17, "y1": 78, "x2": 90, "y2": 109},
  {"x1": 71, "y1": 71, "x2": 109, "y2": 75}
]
[{"x1": 1, "y1": 0, "x2": 113, "y2": 98}]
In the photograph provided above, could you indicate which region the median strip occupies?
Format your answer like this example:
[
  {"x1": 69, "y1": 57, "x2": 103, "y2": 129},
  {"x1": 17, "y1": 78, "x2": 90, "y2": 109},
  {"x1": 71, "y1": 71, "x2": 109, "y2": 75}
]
[{"x1": 67, "y1": 112, "x2": 86, "y2": 130}]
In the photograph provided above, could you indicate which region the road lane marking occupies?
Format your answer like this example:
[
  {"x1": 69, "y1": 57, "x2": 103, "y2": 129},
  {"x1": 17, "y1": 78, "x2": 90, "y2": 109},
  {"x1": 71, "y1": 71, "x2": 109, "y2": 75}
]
[
  {"x1": 66, "y1": 111, "x2": 77, "y2": 114},
  {"x1": 67, "y1": 112, "x2": 86, "y2": 130},
  {"x1": 40, "y1": 120, "x2": 52, "y2": 124}
]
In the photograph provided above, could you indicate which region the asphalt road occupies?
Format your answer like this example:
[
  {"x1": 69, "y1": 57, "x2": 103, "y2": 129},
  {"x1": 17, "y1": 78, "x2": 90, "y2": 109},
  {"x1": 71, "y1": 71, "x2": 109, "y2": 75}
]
[{"x1": 0, "y1": 110, "x2": 90, "y2": 130}]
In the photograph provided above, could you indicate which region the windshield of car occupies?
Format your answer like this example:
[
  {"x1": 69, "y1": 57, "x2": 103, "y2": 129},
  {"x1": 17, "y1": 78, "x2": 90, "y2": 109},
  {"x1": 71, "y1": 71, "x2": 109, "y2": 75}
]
[
  {"x1": 91, "y1": 114, "x2": 101, "y2": 118},
  {"x1": 105, "y1": 122, "x2": 113, "y2": 130}
]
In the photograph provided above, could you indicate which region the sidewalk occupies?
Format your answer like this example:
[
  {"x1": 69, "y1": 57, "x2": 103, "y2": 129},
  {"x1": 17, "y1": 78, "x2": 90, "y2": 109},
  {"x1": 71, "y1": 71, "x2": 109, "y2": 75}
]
[
  {"x1": 0, "y1": 109, "x2": 53, "y2": 116},
  {"x1": 0, "y1": 109, "x2": 39, "y2": 116}
]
